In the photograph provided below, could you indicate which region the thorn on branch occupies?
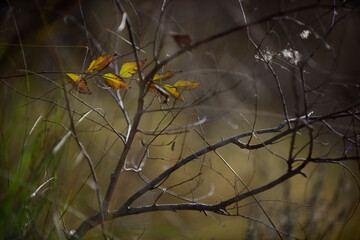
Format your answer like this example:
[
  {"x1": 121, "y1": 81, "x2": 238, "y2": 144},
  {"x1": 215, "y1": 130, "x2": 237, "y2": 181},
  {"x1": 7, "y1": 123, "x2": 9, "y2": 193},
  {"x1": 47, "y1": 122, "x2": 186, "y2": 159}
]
[
  {"x1": 299, "y1": 118, "x2": 314, "y2": 130},
  {"x1": 216, "y1": 208, "x2": 230, "y2": 215},
  {"x1": 299, "y1": 171, "x2": 307, "y2": 178}
]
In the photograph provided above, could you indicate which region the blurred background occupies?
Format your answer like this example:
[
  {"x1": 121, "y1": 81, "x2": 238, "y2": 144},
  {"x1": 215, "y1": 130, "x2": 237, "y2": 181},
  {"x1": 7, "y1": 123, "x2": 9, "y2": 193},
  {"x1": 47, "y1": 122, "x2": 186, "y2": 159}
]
[{"x1": 1, "y1": 0, "x2": 360, "y2": 239}]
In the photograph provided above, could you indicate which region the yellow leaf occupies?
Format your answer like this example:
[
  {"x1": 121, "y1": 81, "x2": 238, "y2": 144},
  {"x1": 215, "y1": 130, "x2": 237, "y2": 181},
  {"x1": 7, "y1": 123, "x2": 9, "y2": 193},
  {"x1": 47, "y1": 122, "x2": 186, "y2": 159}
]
[
  {"x1": 173, "y1": 80, "x2": 200, "y2": 89},
  {"x1": 119, "y1": 60, "x2": 146, "y2": 77},
  {"x1": 66, "y1": 73, "x2": 92, "y2": 95},
  {"x1": 102, "y1": 73, "x2": 130, "y2": 89},
  {"x1": 86, "y1": 54, "x2": 116, "y2": 72},
  {"x1": 163, "y1": 84, "x2": 183, "y2": 100},
  {"x1": 153, "y1": 71, "x2": 176, "y2": 81},
  {"x1": 149, "y1": 84, "x2": 170, "y2": 103},
  {"x1": 66, "y1": 73, "x2": 81, "y2": 83}
]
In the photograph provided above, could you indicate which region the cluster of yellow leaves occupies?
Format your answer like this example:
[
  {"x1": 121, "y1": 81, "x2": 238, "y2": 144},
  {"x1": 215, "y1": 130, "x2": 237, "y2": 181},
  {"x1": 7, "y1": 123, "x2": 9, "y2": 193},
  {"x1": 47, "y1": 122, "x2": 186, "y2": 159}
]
[
  {"x1": 66, "y1": 54, "x2": 200, "y2": 101},
  {"x1": 66, "y1": 54, "x2": 144, "y2": 94},
  {"x1": 147, "y1": 71, "x2": 200, "y2": 101},
  {"x1": 100, "y1": 60, "x2": 146, "y2": 90}
]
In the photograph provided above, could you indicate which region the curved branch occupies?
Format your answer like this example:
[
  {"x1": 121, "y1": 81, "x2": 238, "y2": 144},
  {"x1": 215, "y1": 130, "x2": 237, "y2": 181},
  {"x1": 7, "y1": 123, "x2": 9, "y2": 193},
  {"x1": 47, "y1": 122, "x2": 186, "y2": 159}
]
[{"x1": 71, "y1": 109, "x2": 360, "y2": 239}]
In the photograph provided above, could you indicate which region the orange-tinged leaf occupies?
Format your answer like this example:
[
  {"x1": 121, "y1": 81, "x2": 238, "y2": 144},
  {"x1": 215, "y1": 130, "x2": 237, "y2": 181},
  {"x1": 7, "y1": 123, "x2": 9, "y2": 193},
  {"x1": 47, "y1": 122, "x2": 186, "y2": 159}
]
[
  {"x1": 66, "y1": 73, "x2": 92, "y2": 95},
  {"x1": 102, "y1": 73, "x2": 129, "y2": 89},
  {"x1": 86, "y1": 54, "x2": 116, "y2": 72},
  {"x1": 102, "y1": 73, "x2": 130, "y2": 89},
  {"x1": 119, "y1": 60, "x2": 146, "y2": 77},
  {"x1": 153, "y1": 71, "x2": 176, "y2": 81},
  {"x1": 173, "y1": 80, "x2": 200, "y2": 89},
  {"x1": 163, "y1": 84, "x2": 183, "y2": 100},
  {"x1": 147, "y1": 82, "x2": 157, "y2": 92}
]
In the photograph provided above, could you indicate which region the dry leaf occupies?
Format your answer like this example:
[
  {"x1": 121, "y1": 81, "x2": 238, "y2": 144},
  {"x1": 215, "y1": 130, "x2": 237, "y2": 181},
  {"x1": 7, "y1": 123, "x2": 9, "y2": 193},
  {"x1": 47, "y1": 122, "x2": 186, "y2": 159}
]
[
  {"x1": 147, "y1": 82, "x2": 157, "y2": 92},
  {"x1": 119, "y1": 60, "x2": 146, "y2": 77},
  {"x1": 102, "y1": 73, "x2": 130, "y2": 89},
  {"x1": 171, "y1": 33, "x2": 192, "y2": 48},
  {"x1": 86, "y1": 54, "x2": 116, "y2": 72},
  {"x1": 163, "y1": 84, "x2": 183, "y2": 100},
  {"x1": 173, "y1": 80, "x2": 200, "y2": 89},
  {"x1": 66, "y1": 73, "x2": 92, "y2": 95}
]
